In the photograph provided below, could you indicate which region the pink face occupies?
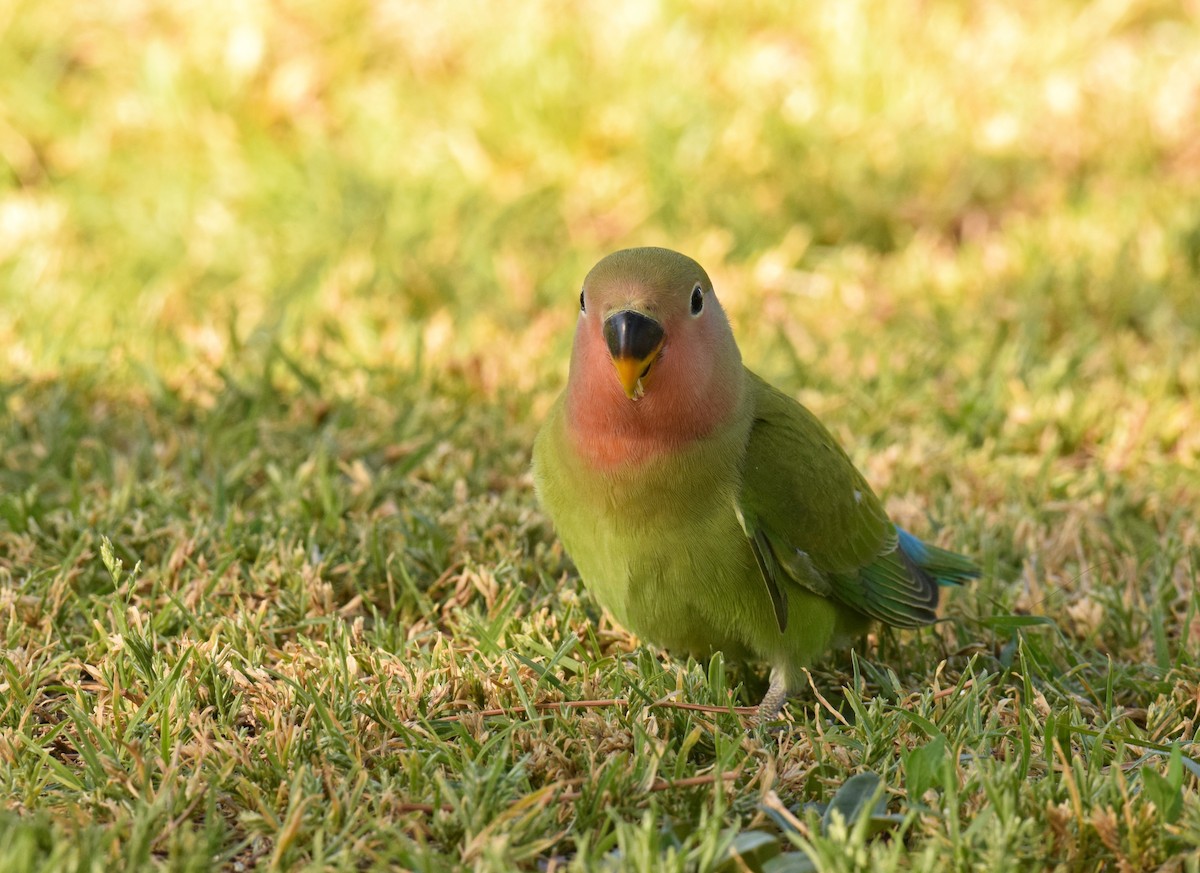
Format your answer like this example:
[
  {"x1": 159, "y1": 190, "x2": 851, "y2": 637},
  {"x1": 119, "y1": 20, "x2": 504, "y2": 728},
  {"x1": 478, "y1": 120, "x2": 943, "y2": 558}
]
[{"x1": 564, "y1": 249, "x2": 745, "y2": 470}]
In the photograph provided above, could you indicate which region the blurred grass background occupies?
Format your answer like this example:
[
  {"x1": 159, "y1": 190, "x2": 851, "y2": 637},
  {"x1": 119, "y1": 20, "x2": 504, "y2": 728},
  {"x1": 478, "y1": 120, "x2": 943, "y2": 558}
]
[
  {"x1": 7, "y1": 0, "x2": 1200, "y2": 379},
  {"x1": 2, "y1": 0, "x2": 1200, "y2": 869}
]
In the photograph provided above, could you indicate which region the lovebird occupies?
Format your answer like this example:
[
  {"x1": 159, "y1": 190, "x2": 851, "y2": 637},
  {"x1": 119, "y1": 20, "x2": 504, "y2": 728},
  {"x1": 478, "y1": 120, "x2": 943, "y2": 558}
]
[{"x1": 532, "y1": 247, "x2": 978, "y2": 719}]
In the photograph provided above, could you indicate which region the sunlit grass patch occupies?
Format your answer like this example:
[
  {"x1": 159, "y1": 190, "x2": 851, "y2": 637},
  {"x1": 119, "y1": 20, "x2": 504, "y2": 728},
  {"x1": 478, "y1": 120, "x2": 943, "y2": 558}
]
[{"x1": 1, "y1": 0, "x2": 1199, "y2": 869}]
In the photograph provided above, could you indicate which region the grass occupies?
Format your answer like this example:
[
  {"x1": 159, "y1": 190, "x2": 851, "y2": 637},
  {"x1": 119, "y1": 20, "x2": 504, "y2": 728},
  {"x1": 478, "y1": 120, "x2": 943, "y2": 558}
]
[{"x1": 2, "y1": 0, "x2": 1200, "y2": 869}]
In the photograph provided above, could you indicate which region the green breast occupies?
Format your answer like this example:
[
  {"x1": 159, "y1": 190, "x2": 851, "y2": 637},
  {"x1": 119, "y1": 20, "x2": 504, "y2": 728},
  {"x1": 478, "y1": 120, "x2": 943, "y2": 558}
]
[{"x1": 533, "y1": 398, "x2": 775, "y2": 660}]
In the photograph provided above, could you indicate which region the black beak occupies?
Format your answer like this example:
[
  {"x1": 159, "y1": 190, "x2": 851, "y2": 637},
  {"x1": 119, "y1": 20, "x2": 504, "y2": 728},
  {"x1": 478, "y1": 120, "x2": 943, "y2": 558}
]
[
  {"x1": 603, "y1": 310, "x2": 664, "y2": 363},
  {"x1": 603, "y1": 310, "x2": 665, "y2": 400}
]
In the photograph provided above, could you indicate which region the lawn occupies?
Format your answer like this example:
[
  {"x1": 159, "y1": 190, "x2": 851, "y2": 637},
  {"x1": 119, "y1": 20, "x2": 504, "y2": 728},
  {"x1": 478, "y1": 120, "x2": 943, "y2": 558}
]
[{"x1": 1, "y1": 0, "x2": 1199, "y2": 869}]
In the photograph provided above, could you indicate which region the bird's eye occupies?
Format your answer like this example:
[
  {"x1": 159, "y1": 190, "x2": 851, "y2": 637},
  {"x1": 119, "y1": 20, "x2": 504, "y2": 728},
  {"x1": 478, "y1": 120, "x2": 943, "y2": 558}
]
[
  {"x1": 579, "y1": 290, "x2": 586, "y2": 313},
  {"x1": 690, "y1": 284, "x2": 704, "y2": 316}
]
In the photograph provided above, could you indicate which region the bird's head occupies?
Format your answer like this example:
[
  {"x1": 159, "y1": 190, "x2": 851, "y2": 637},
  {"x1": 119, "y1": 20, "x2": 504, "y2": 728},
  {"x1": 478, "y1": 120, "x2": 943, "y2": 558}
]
[{"x1": 564, "y1": 247, "x2": 745, "y2": 466}]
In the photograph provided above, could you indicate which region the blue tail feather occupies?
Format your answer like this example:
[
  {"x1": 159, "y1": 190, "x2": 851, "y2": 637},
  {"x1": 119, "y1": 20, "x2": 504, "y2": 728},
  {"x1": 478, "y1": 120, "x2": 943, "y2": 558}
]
[{"x1": 896, "y1": 526, "x2": 979, "y2": 587}]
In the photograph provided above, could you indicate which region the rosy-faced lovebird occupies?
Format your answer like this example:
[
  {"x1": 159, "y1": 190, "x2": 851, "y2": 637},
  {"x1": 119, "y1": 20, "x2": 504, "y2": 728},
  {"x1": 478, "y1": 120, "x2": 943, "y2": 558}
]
[{"x1": 533, "y1": 247, "x2": 978, "y2": 720}]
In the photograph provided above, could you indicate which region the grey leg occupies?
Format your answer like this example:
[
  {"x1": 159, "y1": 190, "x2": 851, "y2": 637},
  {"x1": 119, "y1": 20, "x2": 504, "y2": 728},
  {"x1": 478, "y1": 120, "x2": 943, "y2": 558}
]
[{"x1": 756, "y1": 668, "x2": 789, "y2": 724}]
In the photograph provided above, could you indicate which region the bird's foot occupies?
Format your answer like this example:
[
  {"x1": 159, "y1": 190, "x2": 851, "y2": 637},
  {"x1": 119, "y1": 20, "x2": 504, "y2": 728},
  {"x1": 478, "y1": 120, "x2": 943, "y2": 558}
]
[{"x1": 755, "y1": 670, "x2": 790, "y2": 726}]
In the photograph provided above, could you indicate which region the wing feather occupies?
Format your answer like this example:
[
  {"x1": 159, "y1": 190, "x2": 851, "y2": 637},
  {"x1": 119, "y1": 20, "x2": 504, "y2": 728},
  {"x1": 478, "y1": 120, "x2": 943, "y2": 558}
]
[{"x1": 736, "y1": 371, "x2": 943, "y2": 628}]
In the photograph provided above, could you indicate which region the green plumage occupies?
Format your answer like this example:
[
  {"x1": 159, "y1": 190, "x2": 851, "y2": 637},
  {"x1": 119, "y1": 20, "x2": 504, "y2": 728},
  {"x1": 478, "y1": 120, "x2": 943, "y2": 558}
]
[{"x1": 533, "y1": 247, "x2": 978, "y2": 717}]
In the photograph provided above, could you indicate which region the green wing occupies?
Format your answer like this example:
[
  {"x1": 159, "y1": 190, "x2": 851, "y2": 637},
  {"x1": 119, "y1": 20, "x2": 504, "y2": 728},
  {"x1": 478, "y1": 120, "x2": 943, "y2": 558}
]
[{"x1": 736, "y1": 371, "x2": 942, "y2": 631}]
